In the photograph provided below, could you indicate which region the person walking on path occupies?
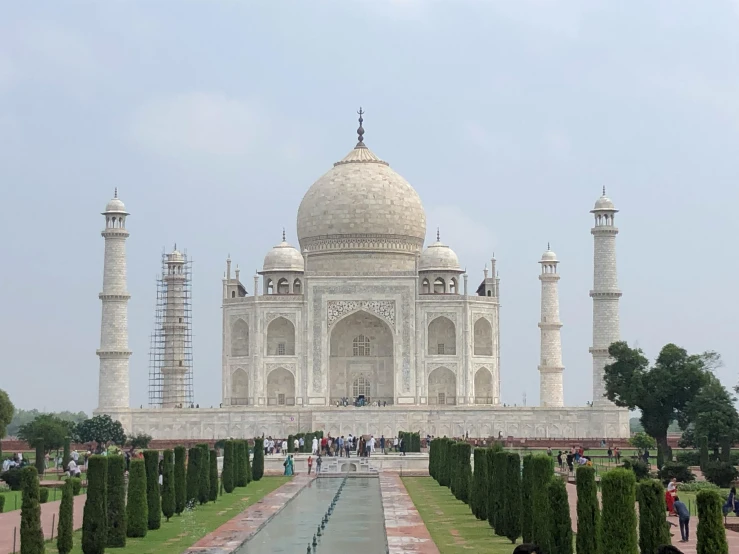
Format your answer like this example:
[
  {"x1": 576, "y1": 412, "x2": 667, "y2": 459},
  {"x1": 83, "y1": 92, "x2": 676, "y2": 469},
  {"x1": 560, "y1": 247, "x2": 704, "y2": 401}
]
[
  {"x1": 312, "y1": 436, "x2": 318, "y2": 455},
  {"x1": 380, "y1": 435, "x2": 385, "y2": 454},
  {"x1": 316, "y1": 455, "x2": 322, "y2": 474},
  {"x1": 307, "y1": 455, "x2": 313, "y2": 474},
  {"x1": 673, "y1": 496, "x2": 690, "y2": 543}
]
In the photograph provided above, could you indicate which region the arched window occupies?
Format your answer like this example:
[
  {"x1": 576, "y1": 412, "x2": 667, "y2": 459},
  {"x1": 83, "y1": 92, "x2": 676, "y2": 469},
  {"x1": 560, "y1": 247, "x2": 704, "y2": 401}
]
[
  {"x1": 352, "y1": 375, "x2": 371, "y2": 397},
  {"x1": 434, "y1": 277, "x2": 445, "y2": 294},
  {"x1": 231, "y1": 291, "x2": 236, "y2": 298},
  {"x1": 421, "y1": 279, "x2": 430, "y2": 294},
  {"x1": 266, "y1": 279, "x2": 274, "y2": 294},
  {"x1": 450, "y1": 278, "x2": 457, "y2": 294},
  {"x1": 352, "y1": 335, "x2": 371, "y2": 356},
  {"x1": 277, "y1": 278, "x2": 289, "y2": 294},
  {"x1": 293, "y1": 279, "x2": 302, "y2": 294}
]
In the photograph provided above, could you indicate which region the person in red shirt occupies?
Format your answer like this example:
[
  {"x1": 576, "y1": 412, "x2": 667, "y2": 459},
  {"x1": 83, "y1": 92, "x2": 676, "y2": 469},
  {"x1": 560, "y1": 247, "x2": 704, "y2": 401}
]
[{"x1": 307, "y1": 455, "x2": 313, "y2": 474}]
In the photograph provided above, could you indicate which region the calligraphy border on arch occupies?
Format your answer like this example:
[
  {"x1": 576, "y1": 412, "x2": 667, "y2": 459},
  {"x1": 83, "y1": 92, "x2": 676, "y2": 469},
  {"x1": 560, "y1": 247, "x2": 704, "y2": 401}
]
[{"x1": 326, "y1": 300, "x2": 396, "y2": 329}]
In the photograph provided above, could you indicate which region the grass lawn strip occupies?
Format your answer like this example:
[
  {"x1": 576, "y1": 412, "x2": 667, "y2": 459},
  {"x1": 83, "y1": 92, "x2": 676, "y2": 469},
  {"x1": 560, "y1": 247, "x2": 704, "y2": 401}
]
[
  {"x1": 402, "y1": 476, "x2": 514, "y2": 554},
  {"x1": 43, "y1": 476, "x2": 290, "y2": 554}
]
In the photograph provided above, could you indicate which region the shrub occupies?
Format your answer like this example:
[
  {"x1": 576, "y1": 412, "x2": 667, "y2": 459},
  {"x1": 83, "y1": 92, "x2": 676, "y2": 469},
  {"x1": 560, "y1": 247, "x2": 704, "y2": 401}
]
[
  {"x1": 575, "y1": 466, "x2": 600, "y2": 554},
  {"x1": 222, "y1": 440, "x2": 235, "y2": 493},
  {"x1": 599, "y1": 468, "x2": 638, "y2": 554},
  {"x1": 126, "y1": 459, "x2": 148, "y2": 538},
  {"x1": 82, "y1": 455, "x2": 108, "y2": 554},
  {"x1": 34, "y1": 442, "x2": 45, "y2": 476},
  {"x1": 720, "y1": 436, "x2": 732, "y2": 463},
  {"x1": 676, "y1": 481, "x2": 721, "y2": 492},
  {"x1": 198, "y1": 445, "x2": 210, "y2": 505},
  {"x1": 209, "y1": 449, "x2": 218, "y2": 502},
  {"x1": 520, "y1": 454, "x2": 534, "y2": 543},
  {"x1": 529, "y1": 455, "x2": 554, "y2": 552},
  {"x1": 20, "y1": 466, "x2": 44, "y2": 554},
  {"x1": 57, "y1": 480, "x2": 74, "y2": 554},
  {"x1": 186, "y1": 447, "x2": 201, "y2": 506},
  {"x1": 471, "y1": 448, "x2": 488, "y2": 520},
  {"x1": 547, "y1": 477, "x2": 573, "y2": 554},
  {"x1": 703, "y1": 460, "x2": 738, "y2": 488},
  {"x1": 161, "y1": 450, "x2": 175, "y2": 521},
  {"x1": 455, "y1": 443, "x2": 472, "y2": 504},
  {"x1": 71, "y1": 477, "x2": 82, "y2": 495},
  {"x1": 144, "y1": 450, "x2": 161, "y2": 530},
  {"x1": 658, "y1": 462, "x2": 695, "y2": 483},
  {"x1": 636, "y1": 480, "x2": 670, "y2": 554},
  {"x1": 501, "y1": 452, "x2": 522, "y2": 544},
  {"x1": 174, "y1": 445, "x2": 187, "y2": 514},
  {"x1": 252, "y1": 438, "x2": 264, "y2": 481},
  {"x1": 107, "y1": 455, "x2": 127, "y2": 547},
  {"x1": 700, "y1": 435, "x2": 709, "y2": 470},
  {"x1": 488, "y1": 450, "x2": 506, "y2": 534},
  {"x1": 696, "y1": 489, "x2": 729, "y2": 554},
  {"x1": 622, "y1": 458, "x2": 650, "y2": 481},
  {"x1": 0, "y1": 495, "x2": 4, "y2": 513},
  {"x1": 39, "y1": 487, "x2": 49, "y2": 504},
  {"x1": 675, "y1": 450, "x2": 701, "y2": 466},
  {"x1": 1, "y1": 468, "x2": 22, "y2": 490}
]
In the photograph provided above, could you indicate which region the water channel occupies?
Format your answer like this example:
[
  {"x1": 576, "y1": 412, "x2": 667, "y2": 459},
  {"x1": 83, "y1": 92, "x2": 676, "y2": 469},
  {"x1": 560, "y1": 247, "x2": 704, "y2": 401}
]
[{"x1": 236, "y1": 477, "x2": 387, "y2": 553}]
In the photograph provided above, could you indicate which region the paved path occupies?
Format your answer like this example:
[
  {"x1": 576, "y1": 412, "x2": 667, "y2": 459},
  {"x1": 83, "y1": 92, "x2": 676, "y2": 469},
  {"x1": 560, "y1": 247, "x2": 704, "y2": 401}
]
[
  {"x1": 380, "y1": 473, "x2": 439, "y2": 554},
  {"x1": 565, "y1": 483, "x2": 739, "y2": 553},
  {"x1": 0, "y1": 494, "x2": 86, "y2": 554}
]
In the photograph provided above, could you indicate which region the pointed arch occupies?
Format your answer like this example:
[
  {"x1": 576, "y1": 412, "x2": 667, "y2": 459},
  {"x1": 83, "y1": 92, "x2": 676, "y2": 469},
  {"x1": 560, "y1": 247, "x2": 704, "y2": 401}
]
[
  {"x1": 421, "y1": 278, "x2": 430, "y2": 294},
  {"x1": 474, "y1": 317, "x2": 493, "y2": 356},
  {"x1": 293, "y1": 278, "x2": 302, "y2": 294},
  {"x1": 277, "y1": 278, "x2": 289, "y2": 294},
  {"x1": 231, "y1": 318, "x2": 249, "y2": 357},
  {"x1": 474, "y1": 367, "x2": 493, "y2": 404},
  {"x1": 231, "y1": 368, "x2": 248, "y2": 405},
  {"x1": 267, "y1": 317, "x2": 295, "y2": 356},
  {"x1": 428, "y1": 366, "x2": 456, "y2": 405},
  {"x1": 428, "y1": 316, "x2": 456, "y2": 355},
  {"x1": 266, "y1": 367, "x2": 295, "y2": 405},
  {"x1": 433, "y1": 277, "x2": 445, "y2": 294}
]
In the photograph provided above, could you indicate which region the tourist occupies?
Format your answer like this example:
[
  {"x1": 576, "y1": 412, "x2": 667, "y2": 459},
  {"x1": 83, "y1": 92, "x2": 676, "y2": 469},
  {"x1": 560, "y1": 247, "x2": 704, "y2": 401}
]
[
  {"x1": 723, "y1": 486, "x2": 738, "y2": 516},
  {"x1": 614, "y1": 446, "x2": 621, "y2": 463},
  {"x1": 556, "y1": 451, "x2": 563, "y2": 469},
  {"x1": 67, "y1": 458, "x2": 81, "y2": 478},
  {"x1": 546, "y1": 447, "x2": 552, "y2": 457},
  {"x1": 72, "y1": 450, "x2": 79, "y2": 463},
  {"x1": 642, "y1": 447, "x2": 650, "y2": 465},
  {"x1": 380, "y1": 435, "x2": 386, "y2": 454},
  {"x1": 312, "y1": 436, "x2": 318, "y2": 455},
  {"x1": 607, "y1": 445, "x2": 613, "y2": 462},
  {"x1": 399, "y1": 436, "x2": 406, "y2": 456},
  {"x1": 672, "y1": 496, "x2": 690, "y2": 542},
  {"x1": 282, "y1": 438, "x2": 288, "y2": 453},
  {"x1": 299, "y1": 436, "x2": 305, "y2": 451},
  {"x1": 666, "y1": 487, "x2": 677, "y2": 516},
  {"x1": 307, "y1": 455, "x2": 313, "y2": 474},
  {"x1": 293, "y1": 437, "x2": 299, "y2": 453},
  {"x1": 283, "y1": 454, "x2": 293, "y2": 476},
  {"x1": 337, "y1": 436, "x2": 344, "y2": 457},
  {"x1": 393, "y1": 436, "x2": 399, "y2": 452},
  {"x1": 565, "y1": 452, "x2": 574, "y2": 472},
  {"x1": 345, "y1": 436, "x2": 351, "y2": 458},
  {"x1": 368, "y1": 435, "x2": 375, "y2": 457},
  {"x1": 667, "y1": 478, "x2": 678, "y2": 494},
  {"x1": 316, "y1": 454, "x2": 322, "y2": 473}
]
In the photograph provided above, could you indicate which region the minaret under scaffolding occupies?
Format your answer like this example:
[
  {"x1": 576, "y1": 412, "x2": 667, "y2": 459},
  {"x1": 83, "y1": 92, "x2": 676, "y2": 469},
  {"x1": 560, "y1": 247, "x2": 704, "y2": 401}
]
[{"x1": 148, "y1": 246, "x2": 194, "y2": 408}]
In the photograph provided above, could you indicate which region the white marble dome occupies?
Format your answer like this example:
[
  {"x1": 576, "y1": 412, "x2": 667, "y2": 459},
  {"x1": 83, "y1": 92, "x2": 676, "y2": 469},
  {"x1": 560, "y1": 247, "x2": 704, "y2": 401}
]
[
  {"x1": 419, "y1": 239, "x2": 461, "y2": 272},
  {"x1": 593, "y1": 190, "x2": 616, "y2": 211},
  {"x1": 541, "y1": 248, "x2": 558, "y2": 262},
  {"x1": 104, "y1": 197, "x2": 127, "y2": 214},
  {"x1": 169, "y1": 249, "x2": 185, "y2": 263},
  {"x1": 296, "y1": 142, "x2": 426, "y2": 252},
  {"x1": 263, "y1": 240, "x2": 304, "y2": 272}
]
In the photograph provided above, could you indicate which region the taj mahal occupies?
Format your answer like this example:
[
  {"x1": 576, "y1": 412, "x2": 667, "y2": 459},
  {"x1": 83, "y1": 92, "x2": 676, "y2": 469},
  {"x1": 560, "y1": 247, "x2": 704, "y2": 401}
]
[{"x1": 95, "y1": 113, "x2": 629, "y2": 440}]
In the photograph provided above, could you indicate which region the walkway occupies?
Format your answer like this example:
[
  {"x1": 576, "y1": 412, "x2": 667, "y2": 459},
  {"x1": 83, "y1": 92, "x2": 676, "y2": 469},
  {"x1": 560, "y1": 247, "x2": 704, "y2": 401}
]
[
  {"x1": 380, "y1": 473, "x2": 439, "y2": 554},
  {"x1": 565, "y1": 483, "x2": 739, "y2": 553},
  {"x1": 0, "y1": 494, "x2": 86, "y2": 554}
]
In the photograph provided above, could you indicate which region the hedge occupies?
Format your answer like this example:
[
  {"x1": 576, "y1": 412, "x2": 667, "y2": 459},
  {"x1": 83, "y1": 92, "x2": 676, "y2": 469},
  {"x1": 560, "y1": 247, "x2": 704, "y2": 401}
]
[
  {"x1": 71, "y1": 478, "x2": 82, "y2": 496},
  {"x1": 20, "y1": 466, "x2": 44, "y2": 554},
  {"x1": 186, "y1": 447, "x2": 201, "y2": 506},
  {"x1": 252, "y1": 438, "x2": 265, "y2": 481},
  {"x1": 39, "y1": 488, "x2": 49, "y2": 504},
  {"x1": 144, "y1": 450, "x2": 161, "y2": 529},
  {"x1": 222, "y1": 440, "x2": 235, "y2": 493},
  {"x1": 34, "y1": 443, "x2": 45, "y2": 476},
  {"x1": 107, "y1": 455, "x2": 127, "y2": 547},
  {"x1": 455, "y1": 442, "x2": 472, "y2": 504},
  {"x1": 57, "y1": 480, "x2": 74, "y2": 554},
  {"x1": 174, "y1": 445, "x2": 187, "y2": 514},
  {"x1": 622, "y1": 458, "x2": 649, "y2": 481},
  {"x1": 126, "y1": 459, "x2": 148, "y2": 537},
  {"x1": 471, "y1": 448, "x2": 488, "y2": 520},
  {"x1": 696, "y1": 489, "x2": 729, "y2": 554},
  {"x1": 398, "y1": 431, "x2": 421, "y2": 453},
  {"x1": 529, "y1": 455, "x2": 554, "y2": 552},
  {"x1": 162, "y1": 449, "x2": 176, "y2": 520},
  {"x1": 637, "y1": 480, "x2": 670, "y2": 554},
  {"x1": 198, "y1": 444, "x2": 210, "y2": 504},
  {"x1": 547, "y1": 477, "x2": 573, "y2": 554},
  {"x1": 658, "y1": 462, "x2": 695, "y2": 483},
  {"x1": 501, "y1": 452, "x2": 522, "y2": 544},
  {"x1": 600, "y1": 468, "x2": 638, "y2": 554},
  {"x1": 575, "y1": 466, "x2": 600, "y2": 554},
  {"x1": 82, "y1": 455, "x2": 108, "y2": 554}
]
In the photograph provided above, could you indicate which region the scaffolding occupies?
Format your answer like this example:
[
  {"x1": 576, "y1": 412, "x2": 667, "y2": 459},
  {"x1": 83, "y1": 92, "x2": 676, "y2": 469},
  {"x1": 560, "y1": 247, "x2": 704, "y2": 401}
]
[{"x1": 148, "y1": 248, "x2": 194, "y2": 408}]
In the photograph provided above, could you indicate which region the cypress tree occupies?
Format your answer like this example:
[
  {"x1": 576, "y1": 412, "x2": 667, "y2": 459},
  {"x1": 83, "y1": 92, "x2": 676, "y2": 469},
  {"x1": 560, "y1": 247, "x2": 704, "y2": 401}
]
[
  {"x1": 143, "y1": 450, "x2": 161, "y2": 530},
  {"x1": 20, "y1": 466, "x2": 44, "y2": 554},
  {"x1": 239, "y1": 441, "x2": 249, "y2": 487},
  {"x1": 438, "y1": 439, "x2": 449, "y2": 487},
  {"x1": 486, "y1": 449, "x2": 501, "y2": 532},
  {"x1": 252, "y1": 438, "x2": 265, "y2": 481},
  {"x1": 699, "y1": 435, "x2": 709, "y2": 470},
  {"x1": 720, "y1": 436, "x2": 732, "y2": 463},
  {"x1": 82, "y1": 455, "x2": 108, "y2": 554},
  {"x1": 174, "y1": 445, "x2": 187, "y2": 514},
  {"x1": 198, "y1": 446, "x2": 210, "y2": 504},
  {"x1": 235, "y1": 440, "x2": 245, "y2": 487},
  {"x1": 530, "y1": 454, "x2": 554, "y2": 552},
  {"x1": 449, "y1": 442, "x2": 459, "y2": 497},
  {"x1": 126, "y1": 459, "x2": 148, "y2": 537},
  {"x1": 222, "y1": 441, "x2": 235, "y2": 493},
  {"x1": 547, "y1": 477, "x2": 573, "y2": 554},
  {"x1": 57, "y1": 480, "x2": 74, "y2": 554},
  {"x1": 34, "y1": 442, "x2": 45, "y2": 476},
  {"x1": 106, "y1": 455, "x2": 127, "y2": 547},
  {"x1": 636, "y1": 479, "x2": 670, "y2": 554},
  {"x1": 501, "y1": 452, "x2": 522, "y2": 544},
  {"x1": 490, "y1": 450, "x2": 508, "y2": 534},
  {"x1": 471, "y1": 448, "x2": 489, "y2": 520},
  {"x1": 244, "y1": 441, "x2": 252, "y2": 484},
  {"x1": 161, "y1": 449, "x2": 175, "y2": 521},
  {"x1": 429, "y1": 439, "x2": 437, "y2": 480},
  {"x1": 575, "y1": 466, "x2": 600, "y2": 554},
  {"x1": 455, "y1": 443, "x2": 472, "y2": 504},
  {"x1": 186, "y1": 447, "x2": 201, "y2": 506},
  {"x1": 209, "y1": 449, "x2": 219, "y2": 501},
  {"x1": 696, "y1": 489, "x2": 728, "y2": 554},
  {"x1": 62, "y1": 437, "x2": 71, "y2": 469},
  {"x1": 600, "y1": 468, "x2": 638, "y2": 554},
  {"x1": 521, "y1": 454, "x2": 534, "y2": 543}
]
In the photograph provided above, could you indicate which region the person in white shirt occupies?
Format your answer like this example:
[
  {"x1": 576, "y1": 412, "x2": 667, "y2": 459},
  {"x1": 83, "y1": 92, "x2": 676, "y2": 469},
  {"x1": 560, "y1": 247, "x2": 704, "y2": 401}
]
[
  {"x1": 2, "y1": 458, "x2": 11, "y2": 472},
  {"x1": 312, "y1": 437, "x2": 318, "y2": 455},
  {"x1": 393, "y1": 437, "x2": 399, "y2": 452},
  {"x1": 667, "y1": 478, "x2": 678, "y2": 493},
  {"x1": 72, "y1": 450, "x2": 79, "y2": 462},
  {"x1": 67, "y1": 459, "x2": 81, "y2": 478},
  {"x1": 293, "y1": 438, "x2": 299, "y2": 453},
  {"x1": 282, "y1": 440, "x2": 288, "y2": 453}
]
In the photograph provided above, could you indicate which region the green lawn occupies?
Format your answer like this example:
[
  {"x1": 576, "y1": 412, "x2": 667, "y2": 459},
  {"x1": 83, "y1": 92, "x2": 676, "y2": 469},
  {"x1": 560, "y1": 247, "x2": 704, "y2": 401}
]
[
  {"x1": 44, "y1": 477, "x2": 290, "y2": 554},
  {"x1": 402, "y1": 477, "x2": 515, "y2": 554},
  {"x1": 1, "y1": 474, "x2": 88, "y2": 512}
]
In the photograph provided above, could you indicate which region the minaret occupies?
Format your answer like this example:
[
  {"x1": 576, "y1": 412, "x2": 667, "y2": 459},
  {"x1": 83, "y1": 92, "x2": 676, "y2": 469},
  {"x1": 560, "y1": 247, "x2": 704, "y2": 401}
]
[
  {"x1": 538, "y1": 245, "x2": 564, "y2": 407},
  {"x1": 161, "y1": 247, "x2": 188, "y2": 408},
  {"x1": 589, "y1": 188, "x2": 621, "y2": 406},
  {"x1": 97, "y1": 189, "x2": 131, "y2": 411}
]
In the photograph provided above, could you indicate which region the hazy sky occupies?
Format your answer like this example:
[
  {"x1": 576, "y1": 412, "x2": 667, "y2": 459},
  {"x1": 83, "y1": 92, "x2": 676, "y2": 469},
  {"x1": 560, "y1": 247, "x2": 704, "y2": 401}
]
[{"x1": 2, "y1": 1, "x2": 738, "y2": 414}]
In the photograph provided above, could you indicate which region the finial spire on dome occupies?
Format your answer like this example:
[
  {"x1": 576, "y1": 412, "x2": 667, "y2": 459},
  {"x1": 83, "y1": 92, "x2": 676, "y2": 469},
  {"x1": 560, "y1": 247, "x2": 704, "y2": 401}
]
[
  {"x1": 282, "y1": 228, "x2": 286, "y2": 242},
  {"x1": 602, "y1": 186, "x2": 606, "y2": 196},
  {"x1": 547, "y1": 242, "x2": 550, "y2": 250},
  {"x1": 436, "y1": 227, "x2": 440, "y2": 242},
  {"x1": 114, "y1": 187, "x2": 118, "y2": 198},
  {"x1": 174, "y1": 243, "x2": 177, "y2": 251},
  {"x1": 356, "y1": 107, "x2": 366, "y2": 148}
]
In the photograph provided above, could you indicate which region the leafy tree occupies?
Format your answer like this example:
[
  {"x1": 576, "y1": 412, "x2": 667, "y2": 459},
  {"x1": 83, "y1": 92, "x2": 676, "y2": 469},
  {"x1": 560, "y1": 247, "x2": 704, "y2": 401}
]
[
  {"x1": 471, "y1": 448, "x2": 488, "y2": 520},
  {"x1": 530, "y1": 455, "x2": 554, "y2": 552},
  {"x1": 6, "y1": 409, "x2": 87, "y2": 438},
  {"x1": 547, "y1": 477, "x2": 573, "y2": 554},
  {"x1": 604, "y1": 341, "x2": 713, "y2": 461},
  {"x1": 126, "y1": 459, "x2": 147, "y2": 538},
  {"x1": 107, "y1": 455, "x2": 127, "y2": 547},
  {"x1": 17, "y1": 413, "x2": 74, "y2": 453},
  {"x1": 679, "y1": 375, "x2": 739, "y2": 455},
  {"x1": 252, "y1": 438, "x2": 264, "y2": 481},
  {"x1": 628, "y1": 432, "x2": 656, "y2": 450},
  {"x1": 599, "y1": 468, "x2": 638, "y2": 554},
  {"x1": 174, "y1": 445, "x2": 187, "y2": 514},
  {"x1": 57, "y1": 480, "x2": 74, "y2": 554},
  {"x1": 696, "y1": 489, "x2": 728, "y2": 554},
  {"x1": 0, "y1": 388, "x2": 14, "y2": 440},
  {"x1": 209, "y1": 449, "x2": 218, "y2": 502},
  {"x1": 520, "y1": 454, "x2": 534, "y2": 543},
  {"x1": 161, "y1": 449, "x2": 175, "y2": 520},
  {"x1": 703, "y1": 460, "x2": 738, "y2": 488},
  {"x1": 575, "y1": 466, "x2": 600, "y2": 554},
  {"x1": 222, "y1": 441, "x2": 235, "y2": 493},
  {"x1": 636, "y1": 480, "x2": 670, "y2": 554},
  {"x1": 82, "y1": 455, "x2": 108, "y2": 554},
  {"x1": 198, "y1": 445, "x2": 210, "y2": 504},
  {"x1": 74, "y1": 415, "x2": 126, "y2": 452},
  {"x1": 186, "y1": 447, "x2": 201, "y2": 505},
  {"x1": 127, "y1": 433, "x2": 153, "y2": 450},
  {"x1": 20, "y1": 466, "x2": 44, "y2": 554},
  {"x1": 144, "y1": 450, "x2": 161, "y2": 529},
  {"x1": 501, "y1": 452, "x2": 522, "y2": 544}
]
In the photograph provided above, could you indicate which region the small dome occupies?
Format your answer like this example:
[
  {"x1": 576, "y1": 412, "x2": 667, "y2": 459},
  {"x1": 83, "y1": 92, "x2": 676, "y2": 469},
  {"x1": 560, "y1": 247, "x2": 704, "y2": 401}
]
[
  {"x1": 592, "y1": 188, "x2": 617, "y2": 211},
  {"x1": 419, "y1": 239, "x2": 461, "y2": 272},
  {"x1": 169, "y1": 250, "x2": 185, "y2": 263},
  {"x1": 262, "y1": 240, "x2": 304, "y2": 272},
  {"x1": 541, "y1": 249, "x2": 558, "y2": 262},
  {"x1": 104, "y1": 188, "x2": 127, "y2": 214}
]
